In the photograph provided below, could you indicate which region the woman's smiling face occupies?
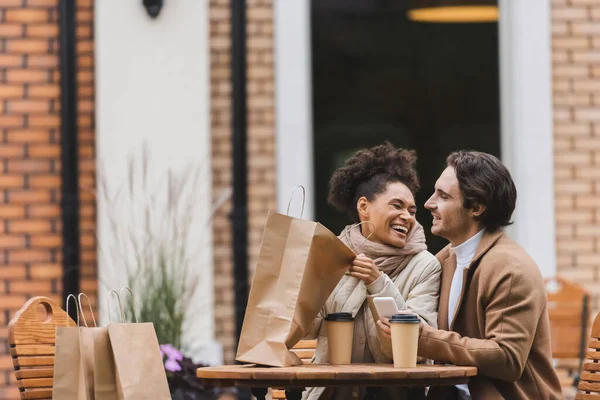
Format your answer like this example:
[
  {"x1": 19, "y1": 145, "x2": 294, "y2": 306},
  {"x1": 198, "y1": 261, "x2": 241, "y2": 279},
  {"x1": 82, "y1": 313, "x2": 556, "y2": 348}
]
[{"x1": 357, "y1": 182, "x2": 417, "y2": 248}]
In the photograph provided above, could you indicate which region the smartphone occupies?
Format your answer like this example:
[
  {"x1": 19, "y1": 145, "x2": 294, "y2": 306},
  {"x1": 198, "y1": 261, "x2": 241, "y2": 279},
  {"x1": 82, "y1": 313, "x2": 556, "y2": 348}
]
[{"x1": 373, "y1": 297, "x2": 401, "y2": 319}]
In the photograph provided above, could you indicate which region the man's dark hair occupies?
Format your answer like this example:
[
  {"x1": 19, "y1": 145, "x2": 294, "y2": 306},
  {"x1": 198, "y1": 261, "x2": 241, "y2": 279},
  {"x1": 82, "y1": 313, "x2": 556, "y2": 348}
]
[
  {"x1": 447, "y1": 151, "x2": 517, "y2": 232},
  {"x1": 328, "y1": 142, "x2": 419, "y2": 222}
]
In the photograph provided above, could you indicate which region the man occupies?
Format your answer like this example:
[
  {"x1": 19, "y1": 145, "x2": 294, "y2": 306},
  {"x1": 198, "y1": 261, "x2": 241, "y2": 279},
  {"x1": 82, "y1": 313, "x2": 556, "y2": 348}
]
[{"x1": 378, "y1": 151, "x2": 562, "y2": 399}]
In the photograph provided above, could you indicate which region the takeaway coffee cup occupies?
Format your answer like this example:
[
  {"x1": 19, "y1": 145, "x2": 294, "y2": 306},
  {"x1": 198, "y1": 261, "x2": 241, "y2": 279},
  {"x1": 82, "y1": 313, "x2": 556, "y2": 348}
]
[
  {"x1": 325, "y1": 312, "x2": 354, "y2": 365},
  {"x1": 390, "y1": 313, "x2": 420, "y2": 368}
]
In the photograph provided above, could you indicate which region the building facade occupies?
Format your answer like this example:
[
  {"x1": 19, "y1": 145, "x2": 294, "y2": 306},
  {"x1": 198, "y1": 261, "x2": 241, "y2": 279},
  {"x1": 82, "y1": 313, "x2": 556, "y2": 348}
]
[{"x1": 0, "y1": 0, "x2": 599, "y2": 397}]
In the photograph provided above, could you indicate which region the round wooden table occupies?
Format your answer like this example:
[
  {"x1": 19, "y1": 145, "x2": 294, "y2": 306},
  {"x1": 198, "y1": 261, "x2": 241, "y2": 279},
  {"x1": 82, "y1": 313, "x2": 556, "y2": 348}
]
[{"x1": 197, "y1": 363, "x2": 477, "y2": 400}]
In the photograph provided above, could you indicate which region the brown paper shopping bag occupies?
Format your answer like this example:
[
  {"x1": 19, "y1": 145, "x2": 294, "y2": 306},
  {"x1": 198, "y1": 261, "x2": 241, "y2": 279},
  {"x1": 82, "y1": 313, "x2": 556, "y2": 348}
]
[
  {"x1": 91, "y1": 327, "x2": 119, "y2": 399},
  {"x1": 52, "y1": 295, "x2": 92, "y2": 400},
  {"x1": 77, "y1": 293, "x2": 120, "y2": 400},
  {"x1": 236, "y1": 186, "x2": 356, "y2": 367},
  {"x1": 108, "y1": 288, "x2": 171, "y2": 400}
]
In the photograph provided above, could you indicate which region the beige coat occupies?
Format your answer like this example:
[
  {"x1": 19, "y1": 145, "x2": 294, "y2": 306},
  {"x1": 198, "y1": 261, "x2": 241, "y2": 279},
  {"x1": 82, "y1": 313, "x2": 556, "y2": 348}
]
[
  {"x1": 419, "y1": 230, "x2": 563, "y2": 400},
  {"x1": 302, "y1": 250, "x2": 441, "y2": 400}
]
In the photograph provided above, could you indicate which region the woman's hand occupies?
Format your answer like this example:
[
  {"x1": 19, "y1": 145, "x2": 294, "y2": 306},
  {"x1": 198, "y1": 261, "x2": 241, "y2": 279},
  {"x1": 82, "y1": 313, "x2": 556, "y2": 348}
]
[
  {"x1": 377, "y1": 317, "x2": 392, "y2": 339},
  {"x1": 349, "y1": 253, "x2": 382, "y2": 285}
]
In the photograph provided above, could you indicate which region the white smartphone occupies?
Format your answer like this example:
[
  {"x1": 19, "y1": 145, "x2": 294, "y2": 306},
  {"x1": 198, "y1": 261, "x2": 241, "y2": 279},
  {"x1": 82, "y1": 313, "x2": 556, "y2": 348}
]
[{"x1": 373, "y1": 297, "x2": 401, "y2": 319}]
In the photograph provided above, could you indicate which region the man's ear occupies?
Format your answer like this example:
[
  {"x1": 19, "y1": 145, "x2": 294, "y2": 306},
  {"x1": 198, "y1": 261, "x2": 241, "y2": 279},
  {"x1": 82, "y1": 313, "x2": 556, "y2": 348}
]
[
  {"x1": 472, "y1": 204, "x2": 486, "y2": 220},
  {"x1": 357, "y1": 196, "x2": 369, "y2": 219}
]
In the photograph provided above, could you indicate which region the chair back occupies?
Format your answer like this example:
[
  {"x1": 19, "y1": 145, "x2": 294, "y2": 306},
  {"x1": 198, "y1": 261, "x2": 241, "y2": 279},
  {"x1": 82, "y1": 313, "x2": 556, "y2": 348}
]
[
  {"x1": 8, "y1": 296, "x2": 73, "y2": 400},
  {"x1": 271, "y1": 340, "x2": 317, "y2": 399},
  {"x1": 576, "y1": 311, "x2": 600, "y2": 399},
  {"x1": 546, "y1": 277, "x2": 589, "y2": 360}
]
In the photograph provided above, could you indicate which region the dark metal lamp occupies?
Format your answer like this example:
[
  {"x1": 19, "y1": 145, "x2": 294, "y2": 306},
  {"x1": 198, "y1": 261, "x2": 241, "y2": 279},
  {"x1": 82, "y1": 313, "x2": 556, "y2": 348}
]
[{"x1": 143, "y1": 0, "x2": 163, "y2": 18}]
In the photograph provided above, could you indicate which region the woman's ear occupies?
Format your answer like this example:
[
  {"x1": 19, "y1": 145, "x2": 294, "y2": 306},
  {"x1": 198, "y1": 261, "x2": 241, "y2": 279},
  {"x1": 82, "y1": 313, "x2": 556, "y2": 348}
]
[{"x1": 357, "y1": 196, "x2": 369, "y2": 219}]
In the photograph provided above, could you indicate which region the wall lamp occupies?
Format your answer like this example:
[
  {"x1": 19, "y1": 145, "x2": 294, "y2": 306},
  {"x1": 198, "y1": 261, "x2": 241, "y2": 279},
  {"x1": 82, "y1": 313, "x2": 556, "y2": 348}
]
[{"x1": 143, "y1": 0, "x2": 163, "y2": 18}]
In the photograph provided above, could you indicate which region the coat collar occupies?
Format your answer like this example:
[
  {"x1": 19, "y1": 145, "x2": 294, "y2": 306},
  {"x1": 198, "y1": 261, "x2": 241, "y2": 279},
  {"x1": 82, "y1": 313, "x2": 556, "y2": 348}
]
[{"x1": 437, "y1": 229, "x2": 504, "y2": 330}]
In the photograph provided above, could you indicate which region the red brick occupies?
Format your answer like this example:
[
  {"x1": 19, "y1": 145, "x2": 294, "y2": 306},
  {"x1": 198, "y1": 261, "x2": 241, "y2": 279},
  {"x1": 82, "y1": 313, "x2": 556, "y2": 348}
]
[
  {"x1": 26, "y1": 0, "x2": 59, "y2": 5},
  {"x1": 28, "y1": 204, "x2": 59, "y2": 218},
  {"x1": 27, "y1": 55, "x2": 58, "y2": 68},
  {"x1": 0, "y1": 175, "x2": 25, "y2": 188},
  {"x1": 572, "y1": 22, "x2": 600, "y2": 35},
  {"x1": 30, "y1": 235, "x2": 61, "y2": 248},
  {"x1": 28, "y1": 84, "x2": 59, "y2": 98},
  {"x1": 0, "y1": 116, "x2": 25, "y2": 129},
  {"x1": 77, "y1": 9, "x2": 93, "y2": 23},
  {"x1": 0, "y1": 84, "x2": 24, "y2": 97},
  {"x1": 5, "y1": 130, "x2": 51, "y2": 144},
  {"x1": 6, "y1": 70, "x2": 48, "y2": 84},
  {"x1": 0, "y1": 265, "x2": 26, "y2": 280},
  {"x1": 9, "y1": 220, "x2": 53, "y2": 234},
  {"x1": 0, "y1": 296, "x2": 29, "y2": 309},
  {"x1": 8, "y1": 159, "x2": 50, "y2": 173},
  {"x1": 0, "y1": 236, "x2": 25, "y2": 248},
  {"x1": 9, "y1": 280, "x2": 53, "y2": 294},
  {"x1": 552, "y1": 6, "x2": 588, "y2": 20},
  {"x1": 78, "y1": 55, "x2": 93, "y2": 69},
  {"x1": 27, "y1": 25, "x2": 59, "y2": 38},
  {"x1": 28, "y1": 144, "x2": 60, "y2": 157},
  {"x1": 8, "y1": 190, "x2": 52, "y2": 204},
  {"x1": 29, "y1": 264, "x2": 62, "y2": 279},
  {"x1": 76, "y1": 40, "x2": 93, "y2": 54},
  {"x1": 28, "y1": 115, "x2": 60, "y2": 128},
  {"x1": 0, "y1": 205, "x2": 25, "y2": 218},
  {"x1": 5, "y1": 9, "x2": 48, "y2": 23},
  {"x1": 6, "y1": 39, "x2": 49, "y2": 54},
  {"x1": 29, "y1": 176, "x2": 60, "y2": 188},
  {"x1": 9, "y1": 100, "x2": 51, "y2": 113}
]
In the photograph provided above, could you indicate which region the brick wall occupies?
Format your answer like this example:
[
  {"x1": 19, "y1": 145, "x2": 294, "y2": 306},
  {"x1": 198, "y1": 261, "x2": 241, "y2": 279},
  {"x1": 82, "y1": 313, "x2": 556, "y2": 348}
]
[
  {"x1": 210, "y1": 0, "x2": 276, "y2": 363},
  {"x1": 551, "y1": 0, "x2": 600, "y2": 309},
  {"x1": 0, "y1": 1, "x2": 96, "y2": 398}
]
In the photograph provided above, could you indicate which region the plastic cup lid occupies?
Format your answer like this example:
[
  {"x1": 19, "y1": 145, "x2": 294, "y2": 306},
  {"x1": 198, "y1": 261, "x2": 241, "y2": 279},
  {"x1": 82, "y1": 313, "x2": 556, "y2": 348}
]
[
  {"x1": 325, "y1": 312, "x2": 354, "y2": 321},
  {"x1": 389, "y1": 313, "x2": 420, "y2": 323}
]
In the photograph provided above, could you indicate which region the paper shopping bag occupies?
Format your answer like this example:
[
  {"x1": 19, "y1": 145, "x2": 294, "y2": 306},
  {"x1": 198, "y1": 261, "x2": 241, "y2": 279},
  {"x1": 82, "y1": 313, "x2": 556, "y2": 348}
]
[
  {"x1": 90, "y1": 327, "x2": 119, "y2": 399},
  {"x1": 108, "y1": 321, "x2": 171, "y2": 400},
  {"x1": 53, "y1": 326, "x2": 91, "y2": 399},
  {"x1": 52, "y1": 295, "x2": 92, "y2": 400},
  {"x1": 235, "y1": 210, "x2": 355, "y2": 367}
]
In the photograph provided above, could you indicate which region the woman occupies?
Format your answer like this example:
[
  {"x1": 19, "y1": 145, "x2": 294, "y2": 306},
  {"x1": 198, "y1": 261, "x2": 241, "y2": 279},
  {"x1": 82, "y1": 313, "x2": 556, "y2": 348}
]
[{"x1": 303, "y1": 143, "x2": 441, "y2": 400}]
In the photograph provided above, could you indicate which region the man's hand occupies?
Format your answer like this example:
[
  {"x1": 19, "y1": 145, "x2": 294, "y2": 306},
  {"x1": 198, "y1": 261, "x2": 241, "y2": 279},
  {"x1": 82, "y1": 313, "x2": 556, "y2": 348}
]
[
  {"x1": 377, "y1": 318, "x2": 425, "y2": 339},
  {"x1": 349, "y1": 253, "x2": 382, "y2": 285}
]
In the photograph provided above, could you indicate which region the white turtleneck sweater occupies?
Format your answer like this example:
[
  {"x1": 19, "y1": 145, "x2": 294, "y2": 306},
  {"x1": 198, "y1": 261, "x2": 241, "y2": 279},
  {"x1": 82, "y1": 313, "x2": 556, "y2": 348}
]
[{"x1": 448, "y1": 229, "x2": 485, "y2": 400}]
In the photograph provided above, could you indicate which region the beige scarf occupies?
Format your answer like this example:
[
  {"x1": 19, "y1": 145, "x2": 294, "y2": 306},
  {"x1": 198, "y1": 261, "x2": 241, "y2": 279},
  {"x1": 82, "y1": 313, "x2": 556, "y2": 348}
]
[{"x1": 339, "y1": 222, "x2": 427, "y2": 279}]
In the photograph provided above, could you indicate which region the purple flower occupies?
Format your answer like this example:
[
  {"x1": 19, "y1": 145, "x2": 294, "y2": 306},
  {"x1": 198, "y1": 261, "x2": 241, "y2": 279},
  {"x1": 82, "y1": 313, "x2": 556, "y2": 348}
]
[
  {"x1": 160, "y1": 344, "x2": 183, "y2": 361},
  {"x1": 164, "y1": 358, "x2": 182, "y2": 372}
]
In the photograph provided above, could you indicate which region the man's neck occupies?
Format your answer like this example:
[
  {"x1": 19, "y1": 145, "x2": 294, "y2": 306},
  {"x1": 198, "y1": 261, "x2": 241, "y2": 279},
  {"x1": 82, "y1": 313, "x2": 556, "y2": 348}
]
[{"x1": 449, "y1": 226, "x2": 484, "y2": 248}]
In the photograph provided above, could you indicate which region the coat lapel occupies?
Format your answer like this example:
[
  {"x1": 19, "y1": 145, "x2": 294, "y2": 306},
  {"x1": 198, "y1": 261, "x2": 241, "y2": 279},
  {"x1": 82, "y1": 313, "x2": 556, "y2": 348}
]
[
  {"x1": 470, "y1": 230, "x2": 504, "y2": 268},
  {"x1": 436, "y1": 247, "x2": 455, "y2": 331},
  {"x1": 437, "y1": 230, "x2": 505, "y2": 331}
]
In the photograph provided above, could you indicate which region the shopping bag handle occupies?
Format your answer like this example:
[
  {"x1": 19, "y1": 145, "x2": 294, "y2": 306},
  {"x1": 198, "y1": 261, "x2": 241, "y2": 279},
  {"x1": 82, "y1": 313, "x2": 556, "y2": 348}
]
[
  {"x1": 77, "y1": 293, "x2": 97, "y2": 328},
  {"x1": 339, "y1": 221, "x2": 376, "y2": 252},
  {"x1": 107, "y1": 289, "x2": 124, "y2": 324},
  {"x1": 286, "y1": 185, "x2": 306, "y2": 219},
  {"x1": 119, "y1": 286, "x2": 139, "y2": 323},
  {"x1": 65, "y1": 294, "x2": 80, "y2": 327}
]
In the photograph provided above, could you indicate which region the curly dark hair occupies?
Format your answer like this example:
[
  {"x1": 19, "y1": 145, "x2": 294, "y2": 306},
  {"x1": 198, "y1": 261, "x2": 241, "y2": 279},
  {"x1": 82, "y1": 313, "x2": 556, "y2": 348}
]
[
  {"x1": 447, "y1": 151, "x2": 517, "y2": 232},
  {"x1": 328, "y1": 142, "x2": 420, "y2": 222}
]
